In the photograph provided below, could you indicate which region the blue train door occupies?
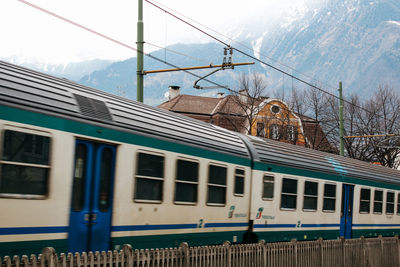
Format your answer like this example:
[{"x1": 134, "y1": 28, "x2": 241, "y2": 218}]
[
  {"x1": 340, "y1": 184, "x2": 354, "y2": 239},
  {"x1": 68, "y1": 140, "x2": 116, "y2": 252}
]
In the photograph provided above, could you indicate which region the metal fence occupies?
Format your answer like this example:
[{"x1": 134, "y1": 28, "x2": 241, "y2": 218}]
[{"x1": 1, "y1": 236, "x2": 399, "y2": 267}]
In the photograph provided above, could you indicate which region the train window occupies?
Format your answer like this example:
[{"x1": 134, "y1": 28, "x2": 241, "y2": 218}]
[
  {"x1": 207, "y1": 164, "x2": 227, "y2": 205},
  {"x1": 280, "y1": 178, "x2": 297, "y2": 210},
  {"x1": 174, "y1": 159, "x2": 199, "y2": 204},
  {"x1": 303, "y1": 181, "x2": 318, "y2": 211},
  {"x1": 373, "y1": 190, "x2": 383, "y2": 214},
  {"x1": 386, "y1": 191, "x2": 395, "y2": 214},
  {"x1": 134, "y1": 152, "x2": 164, "y2": 202},
  {"x1": 359, "y1": 188, "x2": 371, "y2": 213},
  {"x1": 71, "y1": 144, "x2": 87, "y2": 211},
  {"x1": 323, "y1": 183, "x2": 336, "y2": 212},
  {"x1": 234, "y1": 168, "x2": 245, "y2": 196},
  {"x1": 397, "y1": 193, "x2": 400, "y2": 215},
  {"x1": 0, "y1": 130, "x2": 50, "y2": 197},
  {"x1": 262, "y1": 175, "x2": 274, "y2": 200}
]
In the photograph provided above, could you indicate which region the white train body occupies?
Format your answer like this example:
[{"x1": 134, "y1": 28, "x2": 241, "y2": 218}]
[{"x1": 0, "y1": 61, "x2": 399, "y2": 257}]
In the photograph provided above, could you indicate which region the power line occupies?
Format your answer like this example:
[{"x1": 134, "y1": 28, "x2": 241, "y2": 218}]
[
  {"x1": 147, "y1": 0, "x2": 339, "y2": 92},
  {"x1": 145, "y1": 0, "x2": 341, "y2": 98},
  {"x1": 145, "y1": 0, "x2": 399, "y2": 128},
  {"x1": 17, "y1": 0, "x2": 400, "y2": 132},
  {"x1": 16, "y1": 0, "x2": 235, "y2": 94},
  {"x1": 145, "y1": 41, "x2": 209, "y2": 64}
]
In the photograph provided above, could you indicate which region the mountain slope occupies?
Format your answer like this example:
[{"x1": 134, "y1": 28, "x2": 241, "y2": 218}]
[{"x1": 76, "y1": 0, "x2": 400, "y2": 105}]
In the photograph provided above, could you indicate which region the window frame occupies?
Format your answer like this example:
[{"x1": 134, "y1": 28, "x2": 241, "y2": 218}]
[
  {"x1": 262, "y1": 174, "x2": 274, "y2": 201},
  {"x1": 256, "y1": 123, "x2": 265, "y2": 137},
  {"x1": 173, "y1": 157, "x2": 199, "y2": 205},
  {"x1": 359, "y1": 188, "x2": 371, "y2": 214},
  {"x1": 233, "y1": 168, "x2": 245, "y2": 197},
  {"x1": 133, "y1": 150, "x2": 165, "y2": 204},
  {"x1": 373, "y1": 189, "x2": 383, "y2": 214},
  {"x1": 386, "y1": 191, "x2": 395, "y2": 215},
  {"x1": 286, "y1": 125, "x2": 297, "y2": 142},
  {"x1": 280, "y1": 177, "x2": 298, "y2": 211},
  {"x1": 303, "y1": 180, "x2": 318, "y2": 212},
  {"x1": 0, "y1": 126, "x2": 52, "y2": 200},
  {"x1": 322, "y1": 183, "x2": 336, "y2": 213},
  {"x1": 206, "y1": 163, "x2": 227, "y2": 206},
  {"x1": 269, "y1": 124, "x2": 281, "y2": 140}
]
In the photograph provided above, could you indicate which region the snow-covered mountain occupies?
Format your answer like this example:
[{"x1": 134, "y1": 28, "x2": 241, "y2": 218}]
[
  {"x1": 6, "y1": 0, "x2": 400, "y2": 106},
  {"x1": 77, "y1": 0, "x2": 400, "y2": 105},
  {"x1": 247, "y1": 0, "x2": 400, "y2": 96}
]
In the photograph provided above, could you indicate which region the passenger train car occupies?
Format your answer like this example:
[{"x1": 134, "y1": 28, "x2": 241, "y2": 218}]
[{"x1": 1, "y1": 60, "x2": 400, "y2": 257}]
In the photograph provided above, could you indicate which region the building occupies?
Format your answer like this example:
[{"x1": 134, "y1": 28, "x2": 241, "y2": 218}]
[{"x1": 159, "y1": 86, "x2": 335, "y2": 153}]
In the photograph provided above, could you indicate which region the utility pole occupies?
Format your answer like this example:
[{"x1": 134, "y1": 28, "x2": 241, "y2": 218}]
[
  {"x1": 137, "y1": 0, "x2": 144, "y2": 102},
  {"x1": 339, "y1": 81, "x2": 344, "y2": 156}
]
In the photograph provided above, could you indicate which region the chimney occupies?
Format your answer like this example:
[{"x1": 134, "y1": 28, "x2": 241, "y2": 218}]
[
  {"x1": 168, "y1": 86, "x2": 180, "y2": 100},
  {"x1": 217, "y1": 92, "x2": 225, "y2": 98},
  {"x1": 239, "y1": 89, "x2": 249, "y2": 103}
]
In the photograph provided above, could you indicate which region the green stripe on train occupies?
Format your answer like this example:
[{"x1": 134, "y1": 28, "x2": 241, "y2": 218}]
[
  {"x1": 2, "y1": 105, "x2": 400, "y2": 190},
  {"x1": 111, "y1": 231, "x2": 247, "y2": 250},
  {"x1": 0, "y1": 105, "x2": 250, "y2": 166},
  {"x1": 0, "y1": 239, "x2": 68, "y2": 258}
]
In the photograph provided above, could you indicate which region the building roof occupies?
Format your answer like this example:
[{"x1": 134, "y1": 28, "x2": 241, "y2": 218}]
[
  {"x1": 159, "y1": 93, "x2": 336, "y2": 153},
  {"x1": 158, "y1": 94, "x2": 222, "y2": 115},
  {"x1": 158, "y1": 94, "x2": 264, "y2": 116}
]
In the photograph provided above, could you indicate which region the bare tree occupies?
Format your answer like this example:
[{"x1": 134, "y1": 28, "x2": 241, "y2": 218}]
[
  {"x1": 221, "y1": 72, "x2": 267, "y2": 134},
  {"x1": 324, "y1": 85, "x2": 400, "y2": 168},
  {"x1": 361, "y1": 86, "x2": 400, "y2": 168},
  {"x1": 276, "y1": 86, "x2": 336, "y2": 152}
]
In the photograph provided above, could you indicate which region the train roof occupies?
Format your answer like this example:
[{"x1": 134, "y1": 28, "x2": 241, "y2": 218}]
[
  {"x1": 0, "y1": 60, "x2": 250, "y2": 161},
  {"x1": 1, "y1": 60, "x2": 400, "y2": 187},
  {"x1": 243, "y1": 135, "x2": 400, "y2": 186}
]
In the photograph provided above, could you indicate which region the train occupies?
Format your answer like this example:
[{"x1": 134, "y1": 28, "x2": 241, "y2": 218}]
[{"x1": 1, "y1": 60, "x2": 400, "y2": 257}]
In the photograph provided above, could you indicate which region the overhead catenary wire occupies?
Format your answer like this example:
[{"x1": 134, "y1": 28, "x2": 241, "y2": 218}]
[
  {"x1": 16, "y1": 0, "x2": 400, "y2": 131},
  {"x1": 146, "y1": 41, "x2": 209, "y2": 64},
  {"x1": 145, "y1": 0, "x2": 341, "y2": 99},
  {"x1": 145, "y1": 0, "x2": 339, "y2": 92},
  {"x1": 16, "y1": 0, "x2": 236, "y2": 94},
  {"x1": 145, "y1": 0, "x2": 337, "y2": 92},
  {"x1": 145, "y1": 0, "x2": 399, "y2": 128}
]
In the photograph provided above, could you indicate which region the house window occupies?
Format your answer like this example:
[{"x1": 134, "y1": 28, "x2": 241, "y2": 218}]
[
  {"x1": 303, "y1": 181, "x2": 318, "y2": 211},
  {"x1": 262, "y1": 175, "x2": 274, "y2": 200},
  {"x1": 271, "y1": 105, "x2": 280, "y2": 114},
  {"x1": 323, "y1": 183, "x2": 336, "y2": 212},
  {"x1": 256, "y1": 123, "x2": 265, "y2": 137},
  {"x1": 134, "y1": 152, "x2": 164, "y2": 202},
  {"x1": 0, "y1": 130, "x2": 50, "y2": 197},
  {"x1": 386, "y1": 191, "x2": 394, "y2": 214},
  {"x1": 359, "y1": 188, "x2": 371, "y2": 213},
  {"x1": 174, "y1": 159, "x2": 199, "y2": 203},
  {"x1": 287, "y1": 125, "x2": 298, "y2": 142},
  {"x1": 270, "y1": 124, "x2": 281, "y2": 140},
  {"x1": 234, "y1": 168, "x2": 245, "y2": 196},
  {"x1": 281, "y1": 178, "x2": 297, "y2": 210},
  {"x1": 373, "y1": 190, "x2": 383, "y2": 214},
  {"x1": 207, "y1": 165, "x2": 227, "y2": 205}
]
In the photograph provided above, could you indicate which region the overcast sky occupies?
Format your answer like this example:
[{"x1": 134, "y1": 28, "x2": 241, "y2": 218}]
[{"x1": 0, "y1": 0, "x2": 307, "y2": 64}]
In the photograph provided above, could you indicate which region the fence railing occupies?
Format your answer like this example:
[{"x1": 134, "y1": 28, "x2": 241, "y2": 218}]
[{"x1": 1, "y1": 236, "x2": 399, "y2": 267}]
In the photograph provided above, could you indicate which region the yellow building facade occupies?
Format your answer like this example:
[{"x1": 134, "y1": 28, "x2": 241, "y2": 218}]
[{"x1": 250, "y1": 99, "x2": 306, "y2": 145}]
